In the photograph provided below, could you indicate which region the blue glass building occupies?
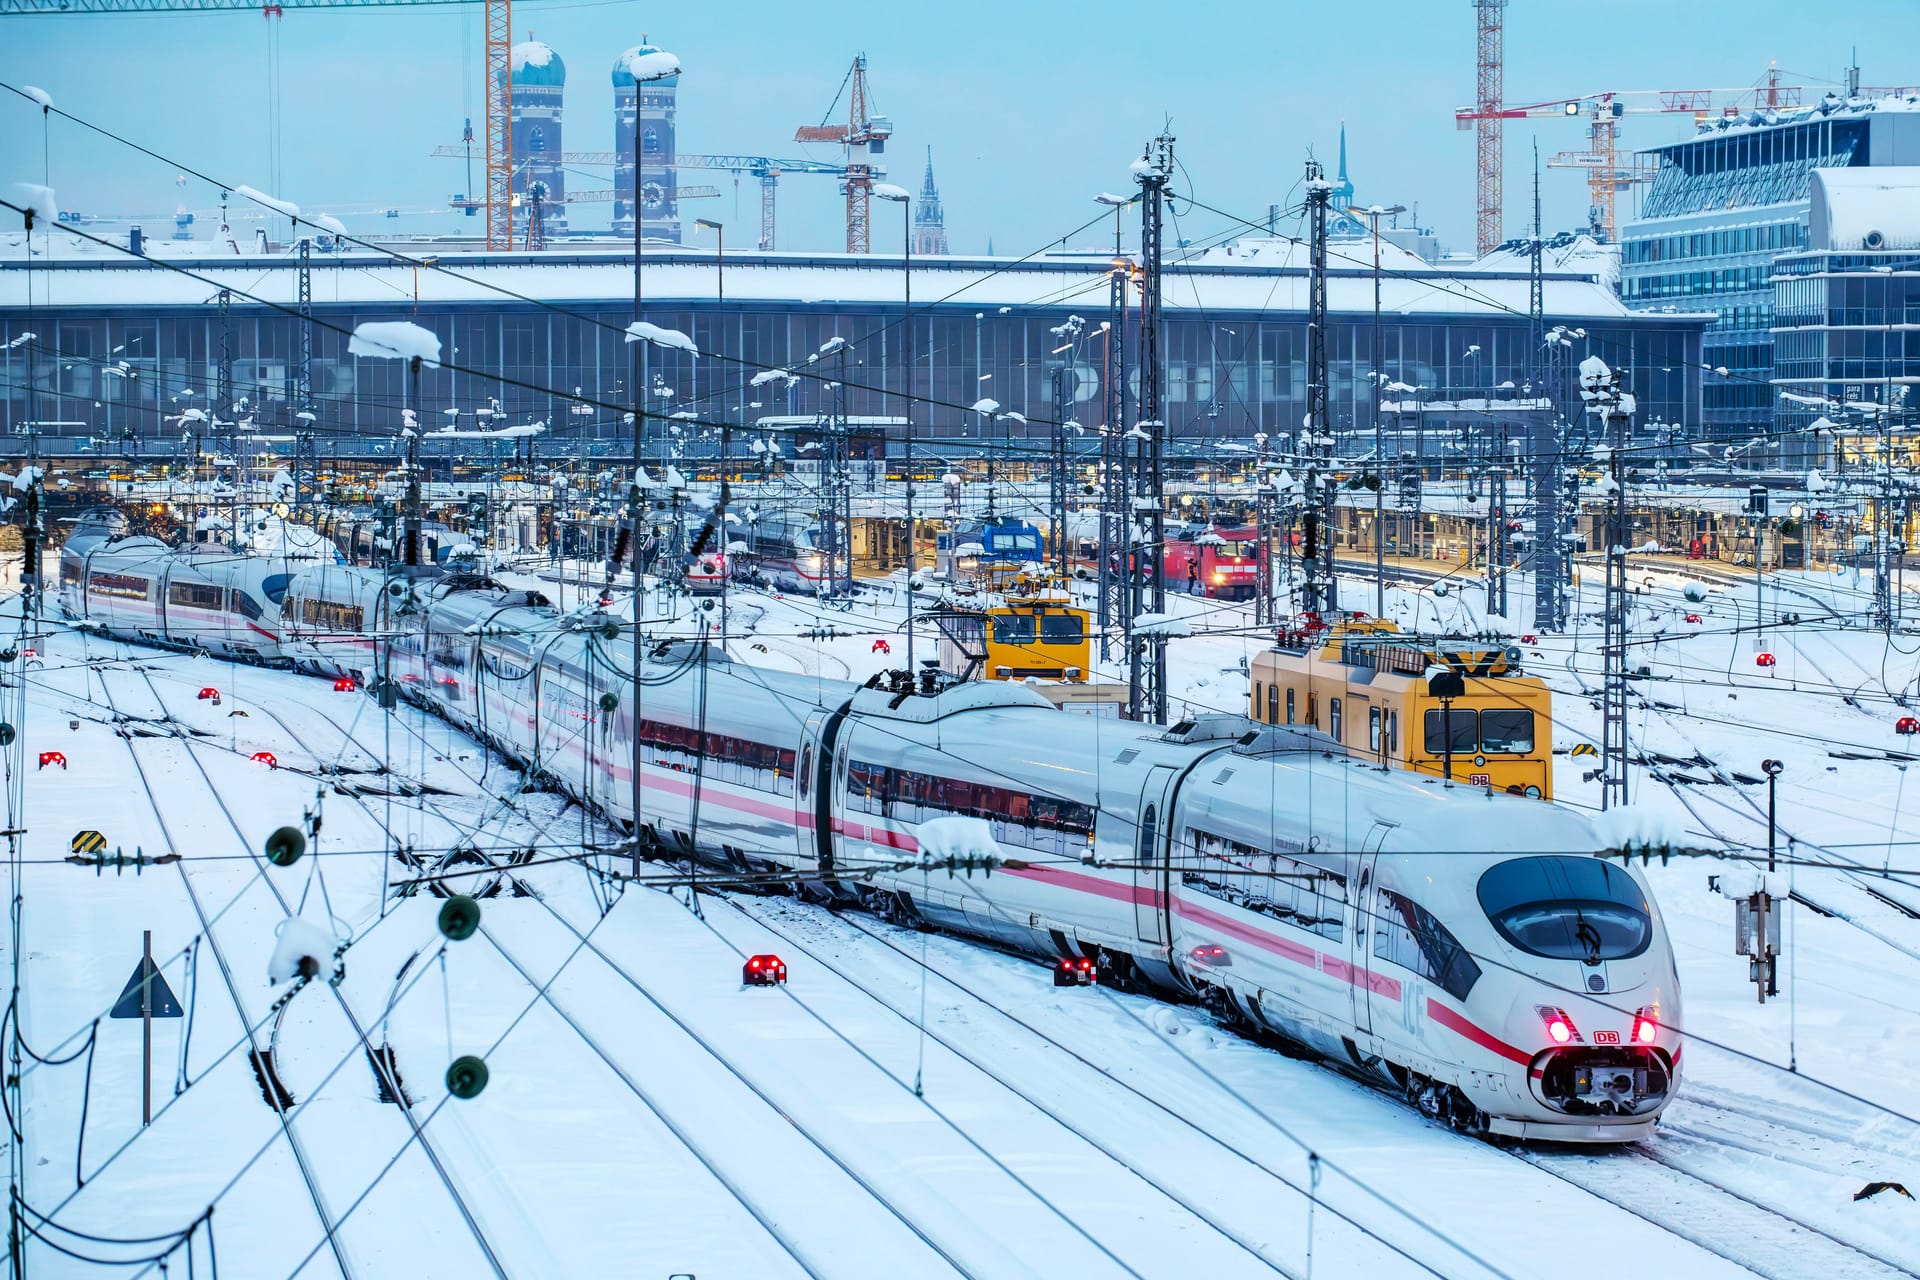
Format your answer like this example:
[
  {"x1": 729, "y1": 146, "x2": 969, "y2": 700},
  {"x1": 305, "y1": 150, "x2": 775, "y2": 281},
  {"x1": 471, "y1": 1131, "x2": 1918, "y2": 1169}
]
[{"x1": 1620, "y1": 95, "x2": 1920, "y2": 452}]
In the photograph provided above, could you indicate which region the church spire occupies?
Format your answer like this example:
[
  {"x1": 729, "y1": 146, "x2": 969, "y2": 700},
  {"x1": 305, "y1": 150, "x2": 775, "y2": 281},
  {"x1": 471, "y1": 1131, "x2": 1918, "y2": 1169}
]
[
  {"x1": 1332, "y1": 121, "x2": 1355, "y2": 209},
  {"x1": 912, "y1": 146, "x2": 949, "y2": 256}
]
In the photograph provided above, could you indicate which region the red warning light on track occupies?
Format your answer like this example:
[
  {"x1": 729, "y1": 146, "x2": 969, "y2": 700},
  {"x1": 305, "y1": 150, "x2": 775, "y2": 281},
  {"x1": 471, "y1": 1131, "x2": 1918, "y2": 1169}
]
[
  {"x1": 1755, "y1": 652, "x2": 1776, "y2": 669},
  {"x1": 1898, "y1": 717, "x2": 1920, "y2": 737},
  {"x1": 1684, "y1": 613, "x2": 1702, "y2": 624},
  {"x1": 333, "y1": 678, "x2": 357, "y2": 692},
  {"x1": 37, "y1": 751, "x2": 66, "y2": 770},
  {"x1": 1521, "y1": 634, "x2": 1536, "y2": 645},
  {"x1": 197, "y1": 687, "x2": 220, "y2": 702},
  {"x1": 871, "y1": 639, "x2": 891, "y2": 655},
  {"x1": 21, "y1": 648, "x2": 35, "y2": 659},
  {"x1": 251, "y1": 751, "x2": 278, "y2": 768},
  {"x1": 742, "y1": 954, "x2": 787, "y2": 986}
]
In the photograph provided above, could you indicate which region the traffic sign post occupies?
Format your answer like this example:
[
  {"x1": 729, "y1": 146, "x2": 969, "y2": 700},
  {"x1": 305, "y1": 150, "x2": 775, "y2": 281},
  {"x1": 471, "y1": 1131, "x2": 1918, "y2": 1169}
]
[{"x1": 110, "y1": 931, "x2": 183, "y2": 1126}]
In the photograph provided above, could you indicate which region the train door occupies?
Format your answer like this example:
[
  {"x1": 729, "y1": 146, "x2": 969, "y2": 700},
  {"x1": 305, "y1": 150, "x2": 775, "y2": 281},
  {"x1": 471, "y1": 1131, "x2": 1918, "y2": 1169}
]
[
  {"x1": 1134, "y1": 765, "x2": 1177, "y2": 947},
  {"x1": 1348, "y1": 821, "x2": 1397, "y2": 1035}
]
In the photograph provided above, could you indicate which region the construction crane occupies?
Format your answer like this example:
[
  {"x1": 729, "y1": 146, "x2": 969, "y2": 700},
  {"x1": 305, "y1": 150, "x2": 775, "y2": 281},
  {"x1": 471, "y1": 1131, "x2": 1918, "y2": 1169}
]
[
  {"x1": 1464, "y1": 68, "x2": 1920, "y2": 244},
  {"x1": 794, "y1": 55, "x2": 893, "y2": 253},
  {"x1": 432, "y1": 146, "x2": 849, "y2": 250},
  {"x1": 1467, "y1": 0, "x2": 1506, "y2": 257},
  {"x1": 2, "y1": 0, "x2": 520, "y2": 252}
]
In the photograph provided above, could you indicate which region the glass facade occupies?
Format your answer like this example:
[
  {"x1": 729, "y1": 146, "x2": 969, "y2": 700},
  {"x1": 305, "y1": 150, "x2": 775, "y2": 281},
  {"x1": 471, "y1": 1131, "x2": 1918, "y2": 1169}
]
[
  {"x1": 1621, "y1": 110, "x2": 1910, "y2": 443},
  {"x1": 1773, "y1": 251, "x2": 1920, "y2": 450},
  {"x1": 0, "y1": 265, "x2": 1702, "y2": 458}
]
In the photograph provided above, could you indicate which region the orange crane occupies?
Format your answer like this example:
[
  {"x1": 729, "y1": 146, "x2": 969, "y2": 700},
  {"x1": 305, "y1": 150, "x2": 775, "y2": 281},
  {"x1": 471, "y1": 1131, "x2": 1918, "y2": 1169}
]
[
  {"x1": 794, "y1": 55, "x2": 894, "y2": 253},
  {"x1": 483, "y1": 0, "x2": 512, "y2": 251}
]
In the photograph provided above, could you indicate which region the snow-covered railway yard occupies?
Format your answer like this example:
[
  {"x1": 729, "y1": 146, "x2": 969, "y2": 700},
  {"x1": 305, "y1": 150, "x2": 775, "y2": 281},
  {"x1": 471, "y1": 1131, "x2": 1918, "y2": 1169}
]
[{"x1": 7, "y1": 560, "x2": 1920, "y2": 1279}]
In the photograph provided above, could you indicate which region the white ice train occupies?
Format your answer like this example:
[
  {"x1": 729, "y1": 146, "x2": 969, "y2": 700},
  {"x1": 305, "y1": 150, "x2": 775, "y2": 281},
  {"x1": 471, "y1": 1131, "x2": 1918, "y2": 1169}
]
[{"x1": 59, "y1": 533, "x2": 1682, "y2": 1142}]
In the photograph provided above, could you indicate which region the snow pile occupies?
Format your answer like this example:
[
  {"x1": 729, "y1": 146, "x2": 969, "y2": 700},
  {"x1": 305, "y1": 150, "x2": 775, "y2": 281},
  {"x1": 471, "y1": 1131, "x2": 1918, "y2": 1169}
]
[
  {"x1": 267, "y1": 915, "x2": 343, "y2": 985},
  {"x1": 1590, "y1": 804, "x2": 1694, "y2": 855},
  {"x1": 313, "y1": 213, "x2": 349, "y2": 238},
  {"x1": 349, "y1": 321, "x2": 442, "y2": 366},
  {"x1": 913, "y1": 816, "x2": 1002, "y2": 867},
  {"x1": 10, "y1": 183, "x2": 56, "y2": 227},
  {"x1": 234, "y1": 184, "x2": 299, "y2": 221},
  {"x1": 873, "y1": 183, "x2": 911, "y2": 202},
  {"x1": 970, "y1": 398, "x2": 1000, "y2": 415},
  {"x1": 1712, "y1": 871, "x2": 1792, "y2": 902},
  {"x1": 510, "y1": 40, "x2": 555, "y2": 73},
  {"x1": 1133, "y1": 613, "x2": 1192, "y2": 637},
  {"x1": 620, "y1": 48, "x2": 680, "y2": 82},
  {"x1": 243, "y1": 516, "x2": 335, "y2": 561},
  {"x1": 625, "y1": 321, "x2": 698, "y2": 355},
  {"x1": 18, "y1": 86, "x2": 51, "y2": 110}
]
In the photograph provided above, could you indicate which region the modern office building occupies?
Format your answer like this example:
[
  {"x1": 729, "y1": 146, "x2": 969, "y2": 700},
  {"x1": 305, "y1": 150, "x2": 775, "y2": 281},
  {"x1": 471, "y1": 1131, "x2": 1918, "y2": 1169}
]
[
  {"x1": 0, "y1": 234, "x2": 1705, "y2": 458},
  {"x1": 1772, "y1": 166, "x2": 1920, "y2": 458},
  {"x1": 1620, "y1": 93, "x2": 1920, "y2": 449}
]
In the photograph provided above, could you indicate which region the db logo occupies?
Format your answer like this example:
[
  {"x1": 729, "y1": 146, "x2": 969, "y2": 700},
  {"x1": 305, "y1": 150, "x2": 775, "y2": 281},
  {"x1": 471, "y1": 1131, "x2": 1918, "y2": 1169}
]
[
  {"x1": 1593, "y1": 1030, "x2": 1621, "y2": 1045},
  {"x1": 1469, "y1": 772, "x2": 1491, "y2": 787}
]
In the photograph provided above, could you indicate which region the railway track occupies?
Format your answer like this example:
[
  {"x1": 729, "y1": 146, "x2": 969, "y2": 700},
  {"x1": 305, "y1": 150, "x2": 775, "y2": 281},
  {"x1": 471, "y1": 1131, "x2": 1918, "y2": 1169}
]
[{"x1": 88, "y1": 659, "x2": 510, "y2": 1279}]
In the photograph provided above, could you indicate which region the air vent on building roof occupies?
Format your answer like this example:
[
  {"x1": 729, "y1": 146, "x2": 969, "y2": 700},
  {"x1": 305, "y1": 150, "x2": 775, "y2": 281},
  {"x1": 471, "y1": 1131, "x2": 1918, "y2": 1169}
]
[{"x1": 1864, "y1": 229, "x2": 1887, "y2": 251}]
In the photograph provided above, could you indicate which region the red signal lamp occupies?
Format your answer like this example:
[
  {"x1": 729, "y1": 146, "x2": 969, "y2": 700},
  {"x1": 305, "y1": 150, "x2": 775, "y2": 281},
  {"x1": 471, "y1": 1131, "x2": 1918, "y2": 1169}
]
[
  {"x1": 21, "y1": 648, "x2": 34, "y2": 659},
  {"x1": 871, "y1": 639, "x2": 891, "y2": 655},
  {"x1": 37, "y1": 751, "x2": 66, "y2": 770},
  {"x1": 251, "y1": 751, "x2": 278, "y2": 768},
  {"x1": 333, "y1": 677, "x2": 357, "y2": 692},
  {"x1": 743, "y1": 954, "x2": 787, "y2": 986},
  {"x1": 1053, "y1": 956, "x2": 1098, "y2": 987},
  {"x1": 1898, "y1": 717, "x2": 1920, "y2": 736},
  {"x1": 197, "y1": 686, "x2": 220, "y2": 702},
  {"x1": 1521, "y1": 634, "x2": 1537, "y2": 645},
  {"x1": 1684, "y1": 613, "x2": 1702, "y2": 624},
  {"x1": 1536, "y1": 1005, "x2": 1582, "y2": 1045},
  {"x1": 1755, "y1": 652, "x2": 1777, "y2": 669}
]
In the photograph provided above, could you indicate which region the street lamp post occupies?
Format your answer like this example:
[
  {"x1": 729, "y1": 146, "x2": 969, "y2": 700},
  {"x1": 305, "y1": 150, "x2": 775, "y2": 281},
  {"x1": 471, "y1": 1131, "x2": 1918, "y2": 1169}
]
[
  {"x1": 623, "y1": 46, "x2": 681, "y2": 881},
  {"x1": 876, "y1": 184, "x2": 914, "y2": 672},
  {"x1": 1361, "y1": 203, "x2": 1405, "y2": 621}
]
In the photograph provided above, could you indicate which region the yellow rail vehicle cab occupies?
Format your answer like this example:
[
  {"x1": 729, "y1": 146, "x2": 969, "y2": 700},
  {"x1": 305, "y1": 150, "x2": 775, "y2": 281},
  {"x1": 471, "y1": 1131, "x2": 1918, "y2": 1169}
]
[{"x1": 1250, "y1": 620, "x2": 1553, "y2": 800}]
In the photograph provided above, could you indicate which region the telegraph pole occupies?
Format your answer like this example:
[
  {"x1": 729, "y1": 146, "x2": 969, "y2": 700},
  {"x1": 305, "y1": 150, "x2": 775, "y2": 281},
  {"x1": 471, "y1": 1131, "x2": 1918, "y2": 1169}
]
[
  {"x1": 1126, "y1": 134, "x2": 1173, "y2": 724},
  {"x1": 1098, "y1": 200, "x2": 1130, "y2": 662},
  {"x1": 1254, "y1": 430, "x2": 1277, "y2": 627},
  {"x1": 1528, "y1": 160, "x2": 1568, "y2": 633},
  {"x1": 1050, "y1": 365, "x2": 1071, "y2": 579},
  {"x1": 1300, "y1": 158, "x2": 1338, "y2": 617}
]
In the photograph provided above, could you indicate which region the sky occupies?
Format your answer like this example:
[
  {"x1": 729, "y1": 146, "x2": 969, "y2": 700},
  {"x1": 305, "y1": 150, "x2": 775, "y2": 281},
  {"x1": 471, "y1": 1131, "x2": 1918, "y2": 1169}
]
[{"x1": 3, "y1": 0, "x2": 1917, "y2": 259}]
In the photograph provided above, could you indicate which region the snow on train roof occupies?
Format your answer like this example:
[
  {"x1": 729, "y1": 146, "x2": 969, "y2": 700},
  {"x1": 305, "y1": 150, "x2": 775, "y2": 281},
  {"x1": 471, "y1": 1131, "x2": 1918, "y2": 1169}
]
[{"x1": 0, "y1": 233, "x2": 1696, "y2": 324}]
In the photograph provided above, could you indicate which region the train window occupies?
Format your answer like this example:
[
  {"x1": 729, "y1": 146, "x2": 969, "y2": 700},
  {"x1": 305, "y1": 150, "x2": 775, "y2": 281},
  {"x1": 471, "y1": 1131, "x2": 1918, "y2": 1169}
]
[
  {"x1": 1039, "y1": 613, "x2": 1086, "y2": 645},
  {"x1": 799, "y1": 745, "x2": 813, "y2": 792},
  {"x1": 1477, "y1": 857, "x2": 1653, "y2": 963},
  {"x1": 1266, "y1": 684, "x2": 1278, "y2": 724},
  {"x1": 1374, "y1": 888, "x2": 1481, "y2": 1001},
  {"x1": 1329, "y1": 699, "x2": 1342, "y2": 743},
  {"x1": 1306, "y1": 693, "x2": 1316, "y2": 727},
  {"x1": 1423, "y1": 708, "x2": 1479, "y2": 755},
  {"x1": 1479, "y1": 709, "x2": 1535, "y2": 753},
  {"x1": 168, "y1": 581, "x2": 223, "y2": 610},
  {"x1": 1285, "y1": 688, "x2": 1295, "y2": 725},
  {"x1": 1389, "y1": 711, "x2": 1398, "y2": 754},
  {"x1": 1182, "y1": 827, "x2": 1342, "y2": 941},
  {"x1": 1138, "y1": 804, "x2": 1157, "y2": 867},
  {"x1": 1369, "y1": 707, "x2": 1382, "y2": 752},
  {"x1": 231, "y1": 591, "x2": 263, "y2": 621},
  {"x1": 990, "y1": 614, "x2": 1038, "y2": 646},
  {"x1": 260, "y1": 573, "x2": 292, "y2": 605}
]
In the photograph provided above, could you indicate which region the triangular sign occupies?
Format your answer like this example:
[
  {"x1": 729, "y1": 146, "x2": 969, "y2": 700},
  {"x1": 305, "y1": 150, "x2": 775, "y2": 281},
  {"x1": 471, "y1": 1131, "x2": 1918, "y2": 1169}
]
[{"x1": 109, "y1": 957, "x2": 183, "y2": 1019}]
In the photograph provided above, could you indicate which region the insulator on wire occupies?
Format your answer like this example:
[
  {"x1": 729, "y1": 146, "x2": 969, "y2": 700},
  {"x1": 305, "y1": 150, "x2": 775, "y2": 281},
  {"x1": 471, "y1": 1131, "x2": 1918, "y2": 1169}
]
[
  {"x1": 264, "y1": 826, "x2": 307, "y2": 867},
  {"x1": 437, "y1": 894, "x2": 480, "y2": 941},
  {"x1": 446, "y1": 1054, "x2": 489, "y2": 1100}
]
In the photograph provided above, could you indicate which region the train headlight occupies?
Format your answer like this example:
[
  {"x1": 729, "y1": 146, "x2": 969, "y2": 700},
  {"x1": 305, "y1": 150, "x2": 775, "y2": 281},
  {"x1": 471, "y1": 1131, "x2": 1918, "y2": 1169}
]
[
  {"x1": 1632, "y1": 1007, "x2": 1660, "y2": 1044},
  {"x1": 1536, "y1": 1005, "x2": 1582, "y2": 1044},
  {"x1": 1524, "y1": 785, "x2": 1542, "y2": 798}
]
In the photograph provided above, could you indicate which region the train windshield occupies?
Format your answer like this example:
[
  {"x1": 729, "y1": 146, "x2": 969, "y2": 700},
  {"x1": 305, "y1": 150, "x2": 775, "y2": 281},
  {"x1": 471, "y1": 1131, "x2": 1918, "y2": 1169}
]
[{"x1": 1477, "y1": 857, "x2": 1652, "y2": 963}]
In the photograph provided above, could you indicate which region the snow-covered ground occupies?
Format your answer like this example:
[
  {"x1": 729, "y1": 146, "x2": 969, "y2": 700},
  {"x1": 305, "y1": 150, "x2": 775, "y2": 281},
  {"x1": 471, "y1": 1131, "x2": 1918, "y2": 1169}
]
[{"x1": 5, "y1": 555, "x2": 1919, "y2": 1277}]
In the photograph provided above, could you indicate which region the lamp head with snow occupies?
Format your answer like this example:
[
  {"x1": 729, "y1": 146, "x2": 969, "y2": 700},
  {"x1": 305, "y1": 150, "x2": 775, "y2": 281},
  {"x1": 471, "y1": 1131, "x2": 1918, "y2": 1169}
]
[
  {"x1": 620, "y1": 48, "x2": 681, "y2": 83},
  {"x1": 874, "y1": 184, "x2": 911, "y2": 204},
  {"x1": 349, "y1": 322, "x2": 442, "y2": 368}
]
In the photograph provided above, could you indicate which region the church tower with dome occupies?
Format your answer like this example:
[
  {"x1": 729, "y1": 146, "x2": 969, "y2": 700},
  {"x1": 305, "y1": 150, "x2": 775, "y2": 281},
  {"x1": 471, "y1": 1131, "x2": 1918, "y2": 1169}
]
[
  {"x1": 507, "y1": 39, "x2": 567, "y2": 237},
  {"x1": 613, "y1": 38, "x2": 680, "y2": 242}
]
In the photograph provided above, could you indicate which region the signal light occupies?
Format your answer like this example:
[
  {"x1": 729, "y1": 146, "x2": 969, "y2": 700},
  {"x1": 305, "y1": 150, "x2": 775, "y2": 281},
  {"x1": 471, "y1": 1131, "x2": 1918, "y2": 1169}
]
[
  {"x1": 1755, "y1": 652, "x2": 1776, "y2": 669},
  {"x1": 1632, "y1": 1007, "x2": 1660, "y2": 1044},
  {"x1": 37, "y1": 751, "x2": 67, "y2": 770},
  {"x1": 1684, "y1": 613, "x2": 1702, "y2": 624},
  {"x1": 1898, "y1": 717, "x2": 1919, "y2": 737},
  {"x1": 197, "y1": 687, "x2": 220, "y2": 702},
  {"x1": 1053, "y1": 956, "x2": 1097, "y2": 987},
  {"x1": 333, "y1": 677, "x2": 357, "y2": 692},
  {"x1": 1536, "y1": 1005, "x2": 1582, "y2": 1045},
  {"x1": 251, "y1": 751, "x2": 278, "y2": 768},
  {"x1": 743, "y1": 954, "x2": 787, "y2": 986}
]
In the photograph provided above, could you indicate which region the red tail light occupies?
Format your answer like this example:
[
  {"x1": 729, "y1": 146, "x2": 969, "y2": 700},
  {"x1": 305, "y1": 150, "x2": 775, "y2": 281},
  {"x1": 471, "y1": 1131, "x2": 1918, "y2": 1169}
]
[
  {"x1": 251, "y1": 751, "x2": 278, "y2": 768},
  {"x1": 333, "y1": 678, "x2": 356, "y2": 692},
  {"x1": 1632, "y1": 1007, "x2": 1660, "y2": 1044},
  {"x1": 1536, "y1": 1005, "x2": 1582, "y2": 1044}
]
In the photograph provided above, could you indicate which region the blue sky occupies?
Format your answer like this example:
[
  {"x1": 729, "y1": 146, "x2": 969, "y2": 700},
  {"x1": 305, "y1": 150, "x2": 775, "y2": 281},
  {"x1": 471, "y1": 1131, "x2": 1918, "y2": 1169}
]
[{"x1": 4, "y1": 0, "x2": 1915, "y2": 256}]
